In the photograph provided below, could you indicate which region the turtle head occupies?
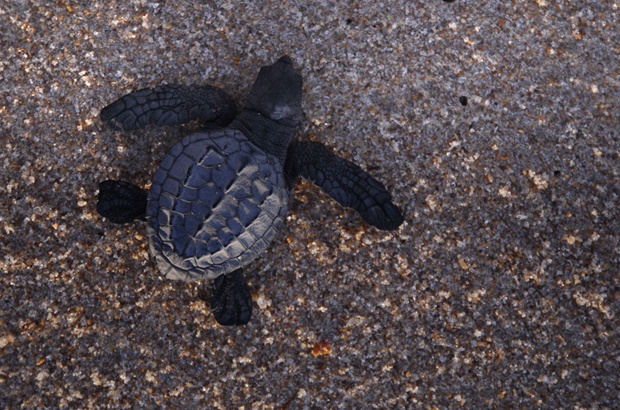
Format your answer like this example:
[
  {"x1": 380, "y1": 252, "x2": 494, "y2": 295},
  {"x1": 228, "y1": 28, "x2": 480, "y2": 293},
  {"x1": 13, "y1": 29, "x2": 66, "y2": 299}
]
[{"x1": 244, "y1": 55, "x2": 302, "y2": 128}]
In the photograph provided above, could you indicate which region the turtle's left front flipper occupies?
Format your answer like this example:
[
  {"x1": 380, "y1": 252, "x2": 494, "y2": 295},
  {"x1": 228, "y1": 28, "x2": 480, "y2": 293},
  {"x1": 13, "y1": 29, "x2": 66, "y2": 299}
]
[
  {"x1": 100, "y1": 85, "x2": 236, "y2": 131},
  {"x1": 286, "y1": 141, "x2": 404, "y2": 231}
]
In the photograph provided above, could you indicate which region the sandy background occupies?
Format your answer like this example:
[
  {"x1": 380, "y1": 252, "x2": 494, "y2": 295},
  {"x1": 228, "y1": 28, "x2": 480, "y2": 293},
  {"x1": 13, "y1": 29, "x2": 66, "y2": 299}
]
[{"x1": 1, "y1": 0, "x2": 618, "y2": 408}]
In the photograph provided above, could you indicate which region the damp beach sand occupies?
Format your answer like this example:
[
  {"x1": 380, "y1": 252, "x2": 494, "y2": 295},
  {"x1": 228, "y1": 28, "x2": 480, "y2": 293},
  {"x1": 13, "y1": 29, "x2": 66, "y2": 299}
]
[{"x1": 1, "y1": 1, "x2": 618, "y2": 408}]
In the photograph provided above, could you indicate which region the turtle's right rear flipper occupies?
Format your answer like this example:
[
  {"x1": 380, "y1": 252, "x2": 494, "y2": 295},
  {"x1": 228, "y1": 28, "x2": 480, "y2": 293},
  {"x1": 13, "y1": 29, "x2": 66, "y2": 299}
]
[
  {"x1": 211, "y1": 269, "x2": 252, "y2": 326},
  {"x1": 97, "y1": 180, "x2": 147, "y2": 224},
  {"x1": 100, "y1": 85, "x2": 236, "y2": 131}
]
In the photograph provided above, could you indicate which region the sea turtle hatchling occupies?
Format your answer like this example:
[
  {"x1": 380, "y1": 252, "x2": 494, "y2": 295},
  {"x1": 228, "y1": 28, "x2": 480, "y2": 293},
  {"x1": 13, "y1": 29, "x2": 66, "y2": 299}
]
[{"x1": 97, "y1": 56, "x2": 404, "y2": 326}]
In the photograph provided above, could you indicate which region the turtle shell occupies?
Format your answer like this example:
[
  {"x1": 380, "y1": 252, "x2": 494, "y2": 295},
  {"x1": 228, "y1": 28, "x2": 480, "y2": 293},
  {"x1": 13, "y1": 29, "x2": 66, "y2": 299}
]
[{"x1": 146, "y1": 129, "x2": 289, "y2": 281}]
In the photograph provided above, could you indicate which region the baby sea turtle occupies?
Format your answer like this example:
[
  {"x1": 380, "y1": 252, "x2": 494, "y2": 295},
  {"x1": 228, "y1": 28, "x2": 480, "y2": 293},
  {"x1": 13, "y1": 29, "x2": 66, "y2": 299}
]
[{"x1": 97, "y1": 56, "x2": 403, "y2": 326}]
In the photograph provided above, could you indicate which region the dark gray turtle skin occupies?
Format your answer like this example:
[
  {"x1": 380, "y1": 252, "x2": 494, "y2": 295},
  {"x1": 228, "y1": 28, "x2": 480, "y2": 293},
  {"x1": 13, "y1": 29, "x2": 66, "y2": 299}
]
[{"x1": 97, "y1": 56, "x2": 403, "y2": 326}]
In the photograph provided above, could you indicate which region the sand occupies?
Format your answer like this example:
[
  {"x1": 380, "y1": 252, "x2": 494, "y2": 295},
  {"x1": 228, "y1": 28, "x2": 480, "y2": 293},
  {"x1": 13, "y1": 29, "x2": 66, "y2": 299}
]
[{"x1": 1, "y1": 1, "x2": 618, "y2": 408}]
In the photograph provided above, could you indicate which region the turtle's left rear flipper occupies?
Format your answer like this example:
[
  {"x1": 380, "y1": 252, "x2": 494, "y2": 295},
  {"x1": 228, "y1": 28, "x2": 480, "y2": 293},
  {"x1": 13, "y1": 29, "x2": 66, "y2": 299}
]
[
  {"x1": 97, "y1": 180, "x2": 147, "y2": 224},
  {"x1": 286, "y1": 141, "x2": 404, "y2": 231},
  {"x1": 100, "y1": 85, "x2": 236, "y2": 131}
]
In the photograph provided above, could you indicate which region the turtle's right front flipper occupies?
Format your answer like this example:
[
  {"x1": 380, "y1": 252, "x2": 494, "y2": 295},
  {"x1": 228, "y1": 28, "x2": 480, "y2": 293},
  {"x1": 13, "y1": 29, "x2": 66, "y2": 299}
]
[
  {"x1": 286, "y1": 141, "x2": 404, "y2": 231},
  {"x1": 97, "y1": 180, "x2": 147, "y2": 224},
  {"x1": 100, "y1": 85, "x2": 236, "y2": 131}
]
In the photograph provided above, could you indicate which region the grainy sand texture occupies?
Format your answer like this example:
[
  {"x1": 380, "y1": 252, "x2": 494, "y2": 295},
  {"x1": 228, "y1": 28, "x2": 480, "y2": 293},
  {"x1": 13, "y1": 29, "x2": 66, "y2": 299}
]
[{"x1": 1, "y1": 1, "x2": 618, "y2": 408}]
